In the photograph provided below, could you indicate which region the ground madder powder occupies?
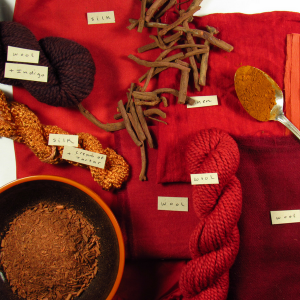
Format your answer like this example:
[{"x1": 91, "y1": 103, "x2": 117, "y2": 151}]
[
  {"x1": 234, "y1": 65, "x2": 276, "y2": 122},
  {"x1": 0, "y1": 202, "x2": 101, "y2": 300}
]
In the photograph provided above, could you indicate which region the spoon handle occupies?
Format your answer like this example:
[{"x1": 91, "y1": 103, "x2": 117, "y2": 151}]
[{"x1": 276, "y1": 114, "x2": 300, "y2": 140}]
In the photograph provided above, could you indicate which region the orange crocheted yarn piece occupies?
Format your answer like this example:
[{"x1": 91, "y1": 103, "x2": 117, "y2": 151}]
[{"x1": 0, "y1": 90, "x2": 129, "y2": 191}]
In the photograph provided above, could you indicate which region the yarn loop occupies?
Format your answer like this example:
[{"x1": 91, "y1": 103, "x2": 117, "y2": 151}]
[
  {"x1": 0, "y1": 21, "x2": 95, "y2": 107},
  {"x1": 180, "y1": 128, "x2": 242, "y2": 300}
]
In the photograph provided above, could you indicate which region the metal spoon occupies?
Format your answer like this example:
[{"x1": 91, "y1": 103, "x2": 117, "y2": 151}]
[{"x1": 234, "y1": 66, "x2": 300, "y2": 140}]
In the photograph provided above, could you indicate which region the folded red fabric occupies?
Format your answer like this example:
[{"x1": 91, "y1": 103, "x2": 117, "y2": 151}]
[
  {"x1": 114, "y1": 127, "x2": 197, "y2": 259},
  {"x1": 228, "y1": 135, "x2": 300, "y2": 300}
]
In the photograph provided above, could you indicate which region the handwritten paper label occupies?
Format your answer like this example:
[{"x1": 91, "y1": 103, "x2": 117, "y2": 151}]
[
  {"x1": 270, "y1": 210, "x2": 300, "y2": 225},
  {"x1": 187, "y1": 95, "x2": 218, "y2": 108},
  {"x1": 158, "y1": 196, "x2": 188, "y2": 212},
  {"x1": 87, "y1": 11, "x2": 115, "y2": 24},
  {"x1": 48, "y1": 134, "x2": 78, "y2": 147},
  {"x1": 62, "y1": 146, "x2": 106, "y2": 169},
  {"x1": 4, "y1": 63, "x2": 48, "y2": 82},
  {"x1": 191, "y1": 173, "x2": 219, "y2": 185},
  {"x1": 7, "y1": 46, "x2": 40, "y2": 64}
]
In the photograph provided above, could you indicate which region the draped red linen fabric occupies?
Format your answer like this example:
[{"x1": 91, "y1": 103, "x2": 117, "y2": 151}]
[
  {"x1": 8, "y1": 1, "x2": 300, "y2": 299},
  {"x1": 156, "y1": 11, "x2": 300, "y2": 183}
]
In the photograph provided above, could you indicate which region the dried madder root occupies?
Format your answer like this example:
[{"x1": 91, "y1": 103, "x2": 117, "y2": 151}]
[
  {"x1": 0, "y1": 90, "x2": 129, "y2": 191},
  {"x1": 87, "y1": 1, "x2": 233, "y2": 182},
  {"x1": 77, "y1": 103, "x2": 126, "y2": 132},
  {"x1": 139, "y1": 141, "x2": 147, "y2": 181},
  {"x1": 129, "y1": 18, "x2": 233, "y2": 52},
  {"x1": 199, "y1": 25, "x2": 219, "y2": 86},
  {"x1": 127, "y1": 0, "x2": 233, "y2": 92},
  {"x1": 118, "y1": 99, "x2": 142, "y2": 147},
  {"x1": 111, "y1": 83, "x2": 189, "y2": 181}
]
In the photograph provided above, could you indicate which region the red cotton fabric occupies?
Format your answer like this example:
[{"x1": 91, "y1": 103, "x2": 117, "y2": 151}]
[{"x1": 8, "y1": 1, "x2": 300, "y2": 299}]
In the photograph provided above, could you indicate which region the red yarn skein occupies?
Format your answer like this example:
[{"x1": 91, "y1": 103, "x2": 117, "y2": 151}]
[
  {"x1": 180, "y1": 128, "x2": 242, "y2": 300},
  {"x1": 0, "y1": 21, "x2": 95, "y2": 107}
]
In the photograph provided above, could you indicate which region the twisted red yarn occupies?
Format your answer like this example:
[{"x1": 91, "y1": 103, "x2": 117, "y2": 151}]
[
  {"x1": 0, "y1": 21, "x2": 95, "y2": 107},
  {"x1": 180, "y1": 128, "x2": 242, "y2": 300}
]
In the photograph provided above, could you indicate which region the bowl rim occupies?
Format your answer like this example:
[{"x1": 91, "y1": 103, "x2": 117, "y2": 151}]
[{"x1": 0, "y1": 175, "x2": 125, "y2": 300}]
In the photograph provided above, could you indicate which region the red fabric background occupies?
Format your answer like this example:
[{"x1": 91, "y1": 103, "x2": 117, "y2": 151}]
[{"x1": 6, "y1": 1, "x2": 300, "y2": 299}]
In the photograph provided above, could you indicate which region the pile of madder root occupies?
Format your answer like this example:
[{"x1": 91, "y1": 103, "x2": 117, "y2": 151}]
[
  {"x1": 0, "y1": 203, "x2": 100, "y2": 300},
  {"x1": 79, "y1": 0, "x2": 234, "y2": 181}
]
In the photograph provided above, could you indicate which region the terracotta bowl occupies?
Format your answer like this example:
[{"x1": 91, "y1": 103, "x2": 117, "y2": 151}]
[{"x1": 0, "y1": 175, "x2": 125, "y2": 300}]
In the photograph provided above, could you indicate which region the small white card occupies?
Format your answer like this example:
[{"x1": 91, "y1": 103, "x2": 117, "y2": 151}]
[
  {"x1": 4, "y1": 62, "x2": 48, "y2": 82},
  {"x1": 191, "y1": 173, "x2": 219, "y2": 185},
  {"x1": 87, "y1": 11, "x2": 115, "y2": 24},
  {"x1": 48, "y1": 134, "x2": 79, "y2": 147},
  {"x1": 187, "y1": 95, "x2": 218, "y2": 108},
  {"x1": 62, "y1": 146, "x2": 106, "y2": 169},
  {"x1": 158, "y1": 196, "x2": 188, "y2": 212},
  {"x1": 270, "y1": 210, "x2": 300, "y2": 225},
  {"x1": 7, "y1": 46, "x2": 40, "y2": 64}
]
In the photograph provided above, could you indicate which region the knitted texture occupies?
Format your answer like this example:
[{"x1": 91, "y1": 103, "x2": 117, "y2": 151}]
[
  {"x1": 180, "y1": 128, "x2": 242, "y2": 299},
  {"x1": 0, "y1": 90, "x2": 129, "y2": 191},
  {"x1": 0, "y1": 21, "x2": 95, "y2": 107}
]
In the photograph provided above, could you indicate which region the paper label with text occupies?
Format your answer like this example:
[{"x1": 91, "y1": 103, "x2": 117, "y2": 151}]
[
  {"x1": 158, "y1": 196, "x2": 188, "y2": 212},
  {"x1": 7, "y1": 46, "x2": 40, "y2": 64},
  {"x1": 187, "y1": 95, "x2": 218, "y2": 108},
  {"x1": 62, "y1": 146, "x2": 106, "y2": 169},
  {"x1": 4, "y1": 63, "x2": 48, "y2": 82},
  {"x1": 48, "y1": 134, "x2": 78, "y2": 147},
  {"x1": 270, "y1": 210, "x2": 300, "y2": 225},
  {"x1": 87, "y1": 11, "x2": 115, "y2": 24},
  {"x1": 191, "y1": 173, "x2": 219, "y2": 185}
]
